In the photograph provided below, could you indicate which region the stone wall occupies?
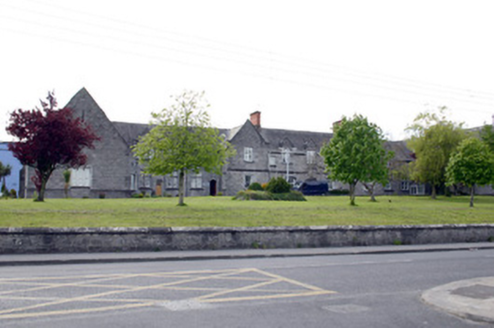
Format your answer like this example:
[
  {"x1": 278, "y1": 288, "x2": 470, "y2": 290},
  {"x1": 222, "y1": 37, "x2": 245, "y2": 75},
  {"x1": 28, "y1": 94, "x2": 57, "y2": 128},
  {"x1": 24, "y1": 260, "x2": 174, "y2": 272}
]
[{"x1": 1, "y1": 225, "x2": 493, "y2": 254}]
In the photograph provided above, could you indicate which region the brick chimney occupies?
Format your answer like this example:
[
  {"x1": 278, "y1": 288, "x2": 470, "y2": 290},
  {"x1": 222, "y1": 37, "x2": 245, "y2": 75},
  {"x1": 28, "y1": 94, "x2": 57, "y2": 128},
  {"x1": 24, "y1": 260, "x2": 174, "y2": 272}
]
[{"x1": 250, "y1": 111, "x2": 261, "y2": 128}]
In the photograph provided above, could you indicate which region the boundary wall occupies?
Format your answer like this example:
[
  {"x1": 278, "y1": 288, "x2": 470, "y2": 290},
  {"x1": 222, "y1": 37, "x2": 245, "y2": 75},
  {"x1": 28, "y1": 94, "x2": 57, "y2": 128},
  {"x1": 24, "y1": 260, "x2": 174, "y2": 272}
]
[{"x1": 1, "y1": 225, "x2": 494, "y2": 254}]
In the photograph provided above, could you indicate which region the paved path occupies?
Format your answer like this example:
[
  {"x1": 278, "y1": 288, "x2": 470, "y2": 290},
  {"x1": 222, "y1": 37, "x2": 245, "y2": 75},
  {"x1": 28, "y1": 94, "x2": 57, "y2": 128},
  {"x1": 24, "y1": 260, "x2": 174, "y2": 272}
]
[{"x1": 1, "y1": 242, "x2": 494, "y2": 324}]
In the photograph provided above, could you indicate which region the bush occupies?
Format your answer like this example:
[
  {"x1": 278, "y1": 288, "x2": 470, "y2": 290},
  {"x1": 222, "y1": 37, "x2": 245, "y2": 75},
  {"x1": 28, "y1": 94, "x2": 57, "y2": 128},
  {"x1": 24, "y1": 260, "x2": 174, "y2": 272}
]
[
  {"x1": 99, "y1": 193, "x2": 106, "y2": 199},
  {"x1": 10, "y1": 189, "x2": 17, "y2": 198},
  {"x1": 233, "y1": 190, "x2": 306, "y2": 201},
  {"x1": 266, "y1": 177, "x2": 291, "y2": 194},
  {"x1": 329, "y1": 189, "x2": 350, "y2": 195},
  {"x1": 247, "y1": 182, "x2": 264, "y2": 191}
]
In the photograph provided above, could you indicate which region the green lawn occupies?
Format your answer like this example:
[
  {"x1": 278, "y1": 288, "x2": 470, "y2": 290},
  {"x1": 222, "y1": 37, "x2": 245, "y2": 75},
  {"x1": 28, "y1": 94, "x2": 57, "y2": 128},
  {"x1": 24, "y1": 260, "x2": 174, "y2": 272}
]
[{"x1": 1, "y1": 195, "x2": 493, "y2": 228}]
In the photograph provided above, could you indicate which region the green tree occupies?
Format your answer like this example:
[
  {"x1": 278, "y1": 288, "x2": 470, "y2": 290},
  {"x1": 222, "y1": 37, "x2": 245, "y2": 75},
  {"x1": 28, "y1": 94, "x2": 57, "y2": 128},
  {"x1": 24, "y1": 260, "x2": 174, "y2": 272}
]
[
  {"x1": 321, "y1": 115, "x2": 392, "y2": 205},
  {"x1": 479, "y1": 124, "x2": 494, "y2": 153},
  {"x1": 132, "y1": 90, "x2": 235, "y2": 206},
  {"x1": 446, "y1": 138, "x2": 494, "y2": 207},
  {"x1": 406, "y1": 107, "x2": 467, "y2": 199},
  {"x1": 0, "y1": 161, "x2": 12, "y2": 196}
]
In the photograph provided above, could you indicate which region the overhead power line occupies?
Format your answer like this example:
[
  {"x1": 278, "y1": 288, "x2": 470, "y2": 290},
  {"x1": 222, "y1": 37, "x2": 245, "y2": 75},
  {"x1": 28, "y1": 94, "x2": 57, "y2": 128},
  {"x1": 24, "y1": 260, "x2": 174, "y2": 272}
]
[{"x1": 1, "y1": 0, "x2": 493, "y2": 116}]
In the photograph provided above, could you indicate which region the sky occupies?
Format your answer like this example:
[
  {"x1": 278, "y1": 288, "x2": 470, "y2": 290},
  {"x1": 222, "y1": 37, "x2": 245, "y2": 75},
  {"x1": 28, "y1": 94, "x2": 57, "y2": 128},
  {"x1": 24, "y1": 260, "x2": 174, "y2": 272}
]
[{"x1": 1, "y1": 0, "x2": 494, "y2": 142}]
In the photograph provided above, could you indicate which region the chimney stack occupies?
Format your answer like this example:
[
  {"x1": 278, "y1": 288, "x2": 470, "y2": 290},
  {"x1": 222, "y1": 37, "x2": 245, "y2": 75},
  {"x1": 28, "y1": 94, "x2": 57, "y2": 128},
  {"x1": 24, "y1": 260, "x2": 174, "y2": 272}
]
[{"x1": 250, "y1": 111, "x2": 261, "y2": 128}]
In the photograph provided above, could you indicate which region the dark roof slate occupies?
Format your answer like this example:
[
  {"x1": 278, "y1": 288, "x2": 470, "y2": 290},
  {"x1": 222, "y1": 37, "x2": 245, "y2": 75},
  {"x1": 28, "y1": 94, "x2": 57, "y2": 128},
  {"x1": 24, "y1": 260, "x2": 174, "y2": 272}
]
[
  {"x1": 385, "y1": 140, "x2": 414, "y2": 162},
  {"x1": 258, "y1": 128, "x2": 332, "y2": 150}
]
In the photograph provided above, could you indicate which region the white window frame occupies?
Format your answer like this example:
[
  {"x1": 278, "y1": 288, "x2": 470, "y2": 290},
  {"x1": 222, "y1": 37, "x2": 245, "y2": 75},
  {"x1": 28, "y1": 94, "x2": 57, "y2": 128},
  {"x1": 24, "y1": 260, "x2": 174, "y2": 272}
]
[
  {"x1": 143, "y1": 174, "x2": 151, "y2": 188},
  {"x1": 269, "y1": 154, "x2": 277, "y2": 167},
  {"x1": 306, "y1": 151, "x2": 316, "y2": 164},
  {"x1": 401, "y1": 180, "x2": 410, "y2": 191},
  {"x1": 130, "y1": 174, "x2": 136, "y2": 190},
  {"x1": 190, "y1": 172, "x2": 202, "y2": 189},
  {"x1": 70, "y1": 167, "x2": 92, "y2": 187},
  {"x1": 244, "y1": 147, "x2": 253, "y2": 162}
]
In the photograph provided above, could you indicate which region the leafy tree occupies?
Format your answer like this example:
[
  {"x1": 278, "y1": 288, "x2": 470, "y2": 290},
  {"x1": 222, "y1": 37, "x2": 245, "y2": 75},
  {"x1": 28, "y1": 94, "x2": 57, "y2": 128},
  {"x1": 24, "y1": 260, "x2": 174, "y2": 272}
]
[
  {"x1": 321, "y1": 115, "x2": 392, "y2": 205},
  {"x1": 0, "y1": 161, "x2": 12, "y2": 196},
  {"x1": 406, "y1": 107, "x2": 467, "y2": 199},
  {"x1": 132, "y1": 90, "x2": 235, "y2": 206},
  {"x1": 6, "y1": 91, "x2": 100, "y2": 202},
  {"x1": 479, "y1": 124, "x2": 494, "y2": 153},
  {"x1": 446, "y1": 138, "x2": 494, "y2": 207}
]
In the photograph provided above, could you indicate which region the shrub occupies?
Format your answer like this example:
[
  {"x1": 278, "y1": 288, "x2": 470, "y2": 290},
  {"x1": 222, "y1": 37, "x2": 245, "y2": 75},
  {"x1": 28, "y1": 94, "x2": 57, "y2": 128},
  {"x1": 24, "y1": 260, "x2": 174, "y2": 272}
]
[
  {"x1": 10, "y1": 189, "x2": 17, "y2": 199},
  {"x1": 266, "y1": 177, "x2": 291, "y2": 194},
  {"x1": 99, "y1": 193, "x2": 106, "y2": 199},
  {"x1": 233, "y1": 190, "x2": 306, "y2": 201},
  {"x1": 329, "y1": 189, "x2": 350, "y2": 195},
  {"x1": 247, "y1": 182, "x2": 264, "y2": 191},
  {"x1": 233, "y1": 190, "x2": 273, "y2": 201}
]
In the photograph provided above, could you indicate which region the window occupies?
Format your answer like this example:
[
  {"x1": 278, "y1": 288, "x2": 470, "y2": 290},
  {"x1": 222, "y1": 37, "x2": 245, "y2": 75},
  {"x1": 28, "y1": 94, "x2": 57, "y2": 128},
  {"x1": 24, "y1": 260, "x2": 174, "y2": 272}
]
[
  {"x1": 244, "y1": 175, "x2": 251, "y2": 188},
  {"x1": 244, "y1": 147, "x2": 253, "y2": 162},
  {"x1": 384, "y1": 182, "x2": 392, "y2": 191},
  {"x1": 410, "y1": 184, "x2": 425, "y2": 195},
  {"x1": 130, "y1": 174, "x2": 136, "y2": 190},
  {"x1": 191, "y1": 173, "x2": 202, "y2": 189},
  {"x1": 143, "y1": 174, "x2": 151, "y2": 188},
  {"x1": 306, "y1": 151, "x2": 316, "y2": 164},
  {"x1": 269, "y1": 154, "x2": 277, "y2": 167},
  {"x1": 166, "y1": 172, "x2": 179, "y2": 189},
  {"x1": 401, "y1": 180, "x2": 410, "y2": 191},
  {"x1": 71, "y1": 167, "x2": 91, "y2": 187}
]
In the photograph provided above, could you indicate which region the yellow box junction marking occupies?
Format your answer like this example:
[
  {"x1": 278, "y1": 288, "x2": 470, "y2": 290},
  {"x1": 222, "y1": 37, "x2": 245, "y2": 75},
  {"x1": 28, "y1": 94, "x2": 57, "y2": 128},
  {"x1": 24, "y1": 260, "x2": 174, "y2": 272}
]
[{"x1": 0, "y1": 268, "x2": 336, "y2": 320}]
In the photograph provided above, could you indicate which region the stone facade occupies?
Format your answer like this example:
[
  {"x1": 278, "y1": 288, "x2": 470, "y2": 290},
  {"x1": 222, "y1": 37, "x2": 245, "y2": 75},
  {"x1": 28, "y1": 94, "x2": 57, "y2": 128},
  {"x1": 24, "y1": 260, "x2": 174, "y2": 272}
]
[{"x1": 18, "y1": 88, "x2": 493, "y2": 199}]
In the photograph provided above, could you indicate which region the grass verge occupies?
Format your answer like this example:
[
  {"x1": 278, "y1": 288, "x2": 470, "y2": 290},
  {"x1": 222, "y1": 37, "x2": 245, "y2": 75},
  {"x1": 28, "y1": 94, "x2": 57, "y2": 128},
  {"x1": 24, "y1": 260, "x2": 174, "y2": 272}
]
[{"x1": 0, "y1": 196, "x2": 493, "y2": 228}]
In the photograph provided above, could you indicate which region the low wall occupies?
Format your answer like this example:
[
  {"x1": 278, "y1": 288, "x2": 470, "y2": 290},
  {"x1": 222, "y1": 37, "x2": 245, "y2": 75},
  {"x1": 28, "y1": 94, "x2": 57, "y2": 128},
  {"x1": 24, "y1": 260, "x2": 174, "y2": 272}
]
[{"x1": 1, "y1": 225, "x2": 494, "y2": 254}]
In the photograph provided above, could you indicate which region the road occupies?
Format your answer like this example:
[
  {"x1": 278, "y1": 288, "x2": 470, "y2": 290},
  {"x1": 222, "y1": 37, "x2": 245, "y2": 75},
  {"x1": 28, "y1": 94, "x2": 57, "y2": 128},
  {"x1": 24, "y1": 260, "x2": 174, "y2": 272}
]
[{"x1": 0, "y1": 248, "x2": 493, "y2": 327}]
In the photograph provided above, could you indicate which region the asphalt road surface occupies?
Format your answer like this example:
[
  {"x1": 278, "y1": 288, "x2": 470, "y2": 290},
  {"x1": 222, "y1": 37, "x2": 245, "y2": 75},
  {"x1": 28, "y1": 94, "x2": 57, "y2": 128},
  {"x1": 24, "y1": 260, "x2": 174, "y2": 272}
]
[{"x1": 0, "y1": 249, "x2": 493, "y2": 327}]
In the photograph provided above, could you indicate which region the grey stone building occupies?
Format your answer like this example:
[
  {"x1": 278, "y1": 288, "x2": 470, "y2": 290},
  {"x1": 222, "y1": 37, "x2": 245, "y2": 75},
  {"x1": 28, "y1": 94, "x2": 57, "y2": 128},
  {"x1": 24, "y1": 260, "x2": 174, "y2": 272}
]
[{"x1": 19, "y1": 88, "x2": 491, "y2": 199}]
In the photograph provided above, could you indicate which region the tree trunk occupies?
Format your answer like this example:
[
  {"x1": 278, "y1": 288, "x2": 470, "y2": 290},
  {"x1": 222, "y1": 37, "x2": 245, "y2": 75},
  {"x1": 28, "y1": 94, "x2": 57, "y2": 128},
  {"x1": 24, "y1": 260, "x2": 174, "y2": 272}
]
[
  {"x1": 37, "y1": 178, "x2": 47, "y2": 202},
  {"x1": 178, "y1": 169, "x2": 186, "y2": 206},
  {"x1": 349, "y1": 182, "x2": 356, "y2": 206},
  {"x1": 431, "y1": 185, "x2": 437, "y2": 199},
  {"x1": 470, "y1": 185, "x2": 475, "y2": 208}
]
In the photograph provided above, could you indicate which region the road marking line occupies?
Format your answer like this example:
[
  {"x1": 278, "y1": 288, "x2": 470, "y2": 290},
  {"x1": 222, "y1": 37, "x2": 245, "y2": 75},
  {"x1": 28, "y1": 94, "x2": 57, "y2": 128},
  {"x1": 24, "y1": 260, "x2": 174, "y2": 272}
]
[
  {"x1": 0, "y1": 302, "x2": 155, "y2": 320},
  {"x1": 195, "y1": 278, "x2": 283, "y2": 301},
  {"x1": 0, "y1": 269, "x2": 250, "y2": 316},
  {"x1": 202, "y1": 290, "x2": 335, "y2": 303}
]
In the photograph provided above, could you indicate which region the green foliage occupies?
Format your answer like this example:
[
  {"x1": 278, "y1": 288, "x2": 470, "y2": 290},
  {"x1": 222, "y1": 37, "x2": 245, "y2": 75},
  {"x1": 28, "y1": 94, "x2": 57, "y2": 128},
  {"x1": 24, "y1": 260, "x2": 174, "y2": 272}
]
[
  {"x1": 0, "y1": 161, "x2": 12, "y2": 196},
  {"x1": 265, "y1": 177, "x2": 292, "y2": 194},
  {"x1": 132, "y1": 90, "x2": 236, "y2": 206},
  {"x1": 328, "y1": 189, "x2": 350, "y2": 195},
  {"x1": 247, "y1": 182, "x2": 264, "y2": 191},
  {"x1": 479, "y1": 124, "x2": 494, "y2": 153},
  {"x1": 321, "y1": 114, "x2": 392, "y2": 205},
  {"x1": 233, "y1": 190, "x2": 306, "y2": 201},
  {"x1": 446, "y1": 138, "x2": 494, "y2": 207},
  {"x1": 406, "y1": 107, "x2": 467, "y2": 199}
]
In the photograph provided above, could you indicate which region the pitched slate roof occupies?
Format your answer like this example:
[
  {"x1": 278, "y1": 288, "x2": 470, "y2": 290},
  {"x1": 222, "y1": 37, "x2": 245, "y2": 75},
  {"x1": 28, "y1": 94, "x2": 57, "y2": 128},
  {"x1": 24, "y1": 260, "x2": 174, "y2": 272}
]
[
  {"x1": 385, "y1": 140, "x2": 414, "y2": 162},
  {"x1": 258, "y1": 128, "x2": 332, "y2": 150},
  {"x1": 112, "y1": 122, "x2": 151, "y2": 146}
]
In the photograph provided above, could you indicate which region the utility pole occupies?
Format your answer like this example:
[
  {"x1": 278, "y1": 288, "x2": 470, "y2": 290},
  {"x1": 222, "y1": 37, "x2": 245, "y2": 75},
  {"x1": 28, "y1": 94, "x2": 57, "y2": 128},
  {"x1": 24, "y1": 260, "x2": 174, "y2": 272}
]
[{"x1": 283, "y1": 148, "x2": 290, "y2": 182}]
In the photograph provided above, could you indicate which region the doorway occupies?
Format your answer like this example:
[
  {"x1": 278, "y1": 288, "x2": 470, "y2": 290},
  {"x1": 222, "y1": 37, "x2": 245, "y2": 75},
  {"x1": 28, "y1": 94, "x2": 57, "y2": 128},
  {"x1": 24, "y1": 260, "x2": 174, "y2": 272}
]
[{"x1": 209, "y1": 180, "x2": 217, "y2": 196}]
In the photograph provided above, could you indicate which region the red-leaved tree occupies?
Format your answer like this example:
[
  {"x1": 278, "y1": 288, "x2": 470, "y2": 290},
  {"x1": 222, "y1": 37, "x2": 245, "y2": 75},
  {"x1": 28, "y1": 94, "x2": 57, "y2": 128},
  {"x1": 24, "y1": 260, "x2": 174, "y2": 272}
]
[{"x1": 6, "y1": 91, "x2": 100, "y2": 201}]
